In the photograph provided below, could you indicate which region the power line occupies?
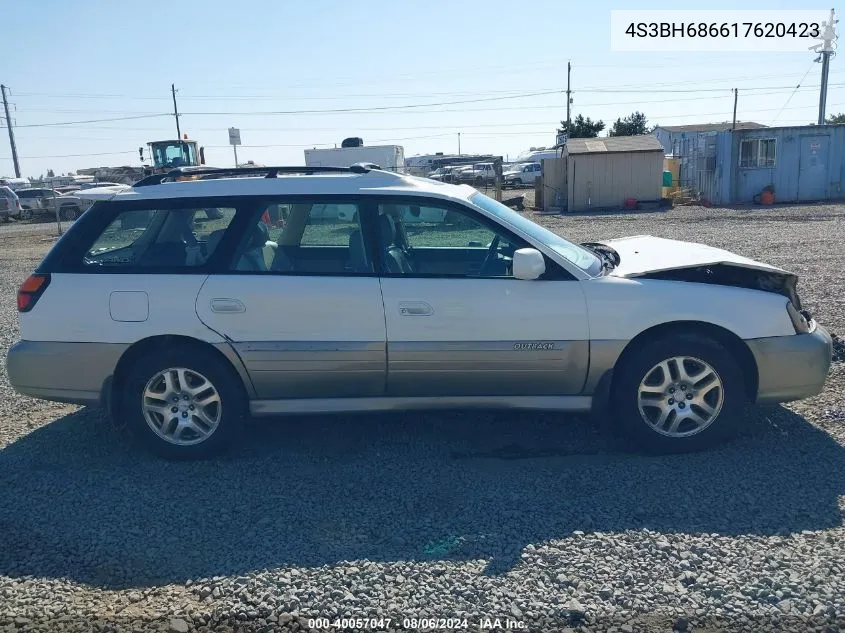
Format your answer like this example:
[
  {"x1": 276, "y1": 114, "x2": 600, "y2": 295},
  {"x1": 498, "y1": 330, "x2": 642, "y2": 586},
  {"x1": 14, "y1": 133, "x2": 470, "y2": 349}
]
[
  {"x1": 13, "y1": 70, "x2": 845, "y2": 104},
  {"x1": 15, "y1": 114, "x2": 170, "y2": 128},
  {"x1": 10, "y1": 78, "x2": 845, "y2": 126},
  {"x1": 179, "y1": 90, "x2": 563, "y2": 116},
  {"x1": 21, "y1": 99, "x2": 829, "y2": 144},
  {"x1": 770, "y1": 63, "x2": 817, "y2": 125},
  {"x1": 578, "y1": 83, "x2": 845, "y2": 94},
  {"x1": 11, "y1": 150, "x2": 138, "y2": 159}
]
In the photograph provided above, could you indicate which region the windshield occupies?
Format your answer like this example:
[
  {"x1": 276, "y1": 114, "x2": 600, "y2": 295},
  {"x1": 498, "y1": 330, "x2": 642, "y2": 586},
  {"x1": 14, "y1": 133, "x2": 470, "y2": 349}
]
[
  {"x1": 469, "y1": 192, "x2": 602, "y2": 276},
  {"x1": 149, "y1": 141, "x2": 197, "y2": 169}
]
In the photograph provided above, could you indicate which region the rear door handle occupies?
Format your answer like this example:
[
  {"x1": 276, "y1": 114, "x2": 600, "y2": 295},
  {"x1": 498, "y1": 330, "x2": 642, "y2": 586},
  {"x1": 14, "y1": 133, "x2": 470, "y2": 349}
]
[
  {"x1": 398, "y1": 301, "x2": 433, "y2": 316},
  {"x1": 210, "y1": 298, "x2": 246, "y2": 313}
]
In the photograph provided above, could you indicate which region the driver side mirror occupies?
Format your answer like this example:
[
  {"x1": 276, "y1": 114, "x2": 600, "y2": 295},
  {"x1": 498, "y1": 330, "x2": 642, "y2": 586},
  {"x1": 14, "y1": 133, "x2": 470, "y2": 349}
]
[{"x1": 513, "y1": 248, "x2": 546, "y2": 280}]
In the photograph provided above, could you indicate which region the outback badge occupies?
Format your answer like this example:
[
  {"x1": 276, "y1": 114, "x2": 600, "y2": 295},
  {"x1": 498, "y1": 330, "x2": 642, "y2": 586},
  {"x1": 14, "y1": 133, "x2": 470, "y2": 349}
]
[{"x1": 513, "y1": 342, "x2": 556, "y2": 351}]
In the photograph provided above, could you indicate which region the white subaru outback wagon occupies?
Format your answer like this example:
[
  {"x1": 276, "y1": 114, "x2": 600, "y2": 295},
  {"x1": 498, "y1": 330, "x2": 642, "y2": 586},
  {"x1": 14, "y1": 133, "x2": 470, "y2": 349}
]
[{"x1": 7, "y1": 165, "x2": 832, "y2": 458}]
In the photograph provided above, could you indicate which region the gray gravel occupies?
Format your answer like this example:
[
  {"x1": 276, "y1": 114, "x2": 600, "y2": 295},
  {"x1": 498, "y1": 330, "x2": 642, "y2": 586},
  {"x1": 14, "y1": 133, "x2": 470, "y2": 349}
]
[{"x1": 0, "y1": 203, "x2": 844, "y2": 633}]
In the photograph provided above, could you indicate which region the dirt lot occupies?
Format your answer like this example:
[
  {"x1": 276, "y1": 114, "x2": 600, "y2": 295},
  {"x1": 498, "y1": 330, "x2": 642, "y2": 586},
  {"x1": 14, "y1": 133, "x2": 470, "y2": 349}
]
[{"x1": 0, "y1": 203, "x2": 843, "y2": 633}]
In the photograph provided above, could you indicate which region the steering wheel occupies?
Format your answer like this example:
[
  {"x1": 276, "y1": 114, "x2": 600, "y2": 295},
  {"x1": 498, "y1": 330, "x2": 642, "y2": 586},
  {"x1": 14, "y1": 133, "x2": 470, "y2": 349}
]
[{"x1": 478, "y1": 235, "x2": 501, "y2": 276}]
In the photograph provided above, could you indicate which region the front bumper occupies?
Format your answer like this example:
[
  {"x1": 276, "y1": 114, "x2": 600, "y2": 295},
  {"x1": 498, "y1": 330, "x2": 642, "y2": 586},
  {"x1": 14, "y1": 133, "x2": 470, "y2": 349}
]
[{"x1": 747, "y1": 323, "x2": 833, "y2": 404}]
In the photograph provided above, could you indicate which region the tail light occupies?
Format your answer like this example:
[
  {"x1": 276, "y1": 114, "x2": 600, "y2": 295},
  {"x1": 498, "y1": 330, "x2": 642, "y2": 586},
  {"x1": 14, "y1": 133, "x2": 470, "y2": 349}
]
[{"x1": 17, "y1": 274, "x2": 50, "y2": 312}]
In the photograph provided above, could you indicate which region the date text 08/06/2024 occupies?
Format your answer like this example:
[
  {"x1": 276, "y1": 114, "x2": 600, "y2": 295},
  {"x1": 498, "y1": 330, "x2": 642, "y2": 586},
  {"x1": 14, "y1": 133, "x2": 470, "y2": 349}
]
[{"x1": 307, "y1": 617, "x2": 527, "y2": 630}]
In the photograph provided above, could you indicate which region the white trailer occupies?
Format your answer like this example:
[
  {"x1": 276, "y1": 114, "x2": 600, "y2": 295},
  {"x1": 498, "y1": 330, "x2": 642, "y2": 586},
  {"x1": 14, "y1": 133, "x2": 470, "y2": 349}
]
[
  {"x1": 0, "y1": 177, "x2": 31, "y2": 191},
  {"x1": 304, "y1": 145, "x2": 405, "y2": 172}
]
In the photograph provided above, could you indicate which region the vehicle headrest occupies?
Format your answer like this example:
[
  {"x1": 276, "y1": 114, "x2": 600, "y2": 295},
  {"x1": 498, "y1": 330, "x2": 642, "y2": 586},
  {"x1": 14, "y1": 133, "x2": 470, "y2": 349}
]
[
  {"x1": 378, "y1": 214, "x2": 396, "y2": 246},
  {"x1": 206, "y1": 228, "x2": 227, "y2": 254},
  {"x1": 248, "y1": 221, "x2": 269, "y2": 249}
]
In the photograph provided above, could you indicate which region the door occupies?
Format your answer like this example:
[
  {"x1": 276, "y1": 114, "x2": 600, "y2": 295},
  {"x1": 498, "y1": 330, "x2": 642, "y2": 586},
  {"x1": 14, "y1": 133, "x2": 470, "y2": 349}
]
[
  {"x1": 196, "y1": 200, "x2": 386, "y2": 399},
  {"x1": 798, "y1": 136, "x2": 829, "y2": 201},
  {"x1": 374, "y1": 199, "x2": 589, "y2": 396}
]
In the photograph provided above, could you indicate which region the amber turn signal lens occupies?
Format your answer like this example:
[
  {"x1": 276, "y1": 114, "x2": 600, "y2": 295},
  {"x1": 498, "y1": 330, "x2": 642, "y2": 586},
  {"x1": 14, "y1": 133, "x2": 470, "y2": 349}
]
[
  {"x1": 19, "y1": 275, "x2": 47, "y2": 293},
  {"x1": 17, "y1": 274, "x2": 50, "y2": 313}
]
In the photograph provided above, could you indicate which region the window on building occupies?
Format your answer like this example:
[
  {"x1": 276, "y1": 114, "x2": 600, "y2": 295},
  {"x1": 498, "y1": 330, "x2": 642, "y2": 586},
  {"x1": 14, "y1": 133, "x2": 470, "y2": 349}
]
[{"x1": 739, "y1": 138, "x2": 776, "y2": 168}]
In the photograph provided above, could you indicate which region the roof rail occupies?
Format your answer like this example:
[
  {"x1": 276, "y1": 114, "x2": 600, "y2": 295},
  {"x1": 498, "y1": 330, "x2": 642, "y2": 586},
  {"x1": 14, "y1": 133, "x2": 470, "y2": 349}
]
[{"x1": 133, "y1": 164, "x2": 379, "y2": 187}]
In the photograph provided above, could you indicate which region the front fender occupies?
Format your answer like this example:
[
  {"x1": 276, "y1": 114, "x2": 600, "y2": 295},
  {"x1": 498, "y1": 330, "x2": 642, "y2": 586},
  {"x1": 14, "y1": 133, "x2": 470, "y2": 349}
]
[{"x1": 580, "y1": 276, "x2": 796, "y2": 341}]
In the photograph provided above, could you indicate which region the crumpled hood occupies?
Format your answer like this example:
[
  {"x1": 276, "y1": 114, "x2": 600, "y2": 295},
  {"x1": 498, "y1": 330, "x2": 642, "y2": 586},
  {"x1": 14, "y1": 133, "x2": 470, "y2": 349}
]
[{"x1": 600, "y1": 235, "x2": 794, "y2": 278}]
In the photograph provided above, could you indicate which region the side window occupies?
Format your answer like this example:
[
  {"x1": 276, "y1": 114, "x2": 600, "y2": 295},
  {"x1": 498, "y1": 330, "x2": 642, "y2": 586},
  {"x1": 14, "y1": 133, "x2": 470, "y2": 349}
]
[
  {"x1": 231, "y1": 202, "x2": 371, "y2": 274},
  {"x1": 83, "y1": 207, "x2": 237, "y2": 268},
  {"x1": 376, "y1": 202, "x2": 526, "y2": 278}
]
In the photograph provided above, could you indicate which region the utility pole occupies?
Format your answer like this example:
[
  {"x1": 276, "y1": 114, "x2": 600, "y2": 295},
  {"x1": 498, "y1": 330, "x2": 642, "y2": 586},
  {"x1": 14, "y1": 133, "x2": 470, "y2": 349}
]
[
  {"x1": 819, "y1": 52, "x2": 831, "y2": 123},
  {"x1": 732, "y1": 88, "x2": 738, "y2": 130},
  {"x1": 1, "y1": 85, "x2": 21, "y2": 178},
  {"x1": 171, "y1": 83, "x2": 182, "y2": 139},
  {"x1": 457, "y1": 132, "x2": 461, "y2": 156},
  {"x1": 812, "y1": 9, "x2": 838, "y2": 125},
  {"x1": 565, "y1": 61, "x2": 572, "y2": 138}
]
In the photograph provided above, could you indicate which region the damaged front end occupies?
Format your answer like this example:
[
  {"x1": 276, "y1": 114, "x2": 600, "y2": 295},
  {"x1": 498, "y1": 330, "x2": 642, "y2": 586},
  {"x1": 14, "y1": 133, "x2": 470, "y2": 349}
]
[
  {"x1": 637, "y1": 264, "x2": 800, "y2": 307},
  {"x1": 638, "y1": 265, "x2": 812, "y2": 331},
  {"x1": 593, "y1": 235, "x2": 814, "y2": 333}
]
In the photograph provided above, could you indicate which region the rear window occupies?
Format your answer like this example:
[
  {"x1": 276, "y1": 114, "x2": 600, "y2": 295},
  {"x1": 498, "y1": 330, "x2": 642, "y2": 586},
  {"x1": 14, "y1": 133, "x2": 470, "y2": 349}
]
[{"x1": 83, "y1": 207, "x2": 236, "y2": 268}]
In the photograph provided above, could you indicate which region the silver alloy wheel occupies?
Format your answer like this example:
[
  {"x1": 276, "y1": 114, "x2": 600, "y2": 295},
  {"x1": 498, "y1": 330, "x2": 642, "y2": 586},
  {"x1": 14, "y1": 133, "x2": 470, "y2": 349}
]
[
  {"x1": 636, "y1": 356, "x2": 724, "y2": 438},
  {"x1": 142, "y1": 367, "x2": 222, "y2": 446}
]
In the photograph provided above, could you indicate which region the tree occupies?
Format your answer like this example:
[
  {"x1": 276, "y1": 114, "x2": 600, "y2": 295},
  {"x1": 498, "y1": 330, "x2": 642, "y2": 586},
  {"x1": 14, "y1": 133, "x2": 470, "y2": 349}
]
[
  {"x1": 609, "y1": 111, "x2": 650, "y2": 136},
  {"x1": 558, "y1": 114, "x2": 605, "y2": 138},
  {"x1": 826, "y1": 113, "x2": 845, "y2": 124},
  {"x1": 46, "y1": 169, "x2": 55, "y2": 178}
]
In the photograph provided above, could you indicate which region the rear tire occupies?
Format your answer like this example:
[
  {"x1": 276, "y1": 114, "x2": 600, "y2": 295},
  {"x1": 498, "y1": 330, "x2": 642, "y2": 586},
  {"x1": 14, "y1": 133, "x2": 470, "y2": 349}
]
[
  {"x1": 611, "y1": 333, "x2": 745, "y2": 453},
  {"x1": 119, "y1": 345, "x2": 247, "y2": 459}
]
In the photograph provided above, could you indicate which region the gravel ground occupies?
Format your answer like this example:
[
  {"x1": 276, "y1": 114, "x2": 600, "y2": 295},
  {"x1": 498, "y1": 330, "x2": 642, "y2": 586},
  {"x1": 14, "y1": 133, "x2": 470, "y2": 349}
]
[{"x1": 0, "y1": 204, "x2": 844, "y2": 633}]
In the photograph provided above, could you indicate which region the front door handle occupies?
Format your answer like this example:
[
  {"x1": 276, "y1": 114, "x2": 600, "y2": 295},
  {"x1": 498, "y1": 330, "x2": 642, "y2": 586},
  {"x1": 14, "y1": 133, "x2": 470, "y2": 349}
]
[
  {"x1": 210, "y1": 298, "x2": 246, "y2": 313},
  {"x1": 398, "y1": 301, "x2": 433, "y2": 316}
]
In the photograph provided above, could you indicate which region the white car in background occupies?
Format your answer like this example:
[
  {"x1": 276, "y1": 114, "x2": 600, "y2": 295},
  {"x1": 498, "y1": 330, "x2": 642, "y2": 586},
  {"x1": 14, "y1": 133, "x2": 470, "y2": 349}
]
[
  {"x1": 6, "y1": 165, "x2": 832, "y2": 459},
  {"x1": 504, "y1": 162, "x2": 541, "y2": 187},
  {"x1": 0, "y1": 186, "x2": 24, "y2": 221}
]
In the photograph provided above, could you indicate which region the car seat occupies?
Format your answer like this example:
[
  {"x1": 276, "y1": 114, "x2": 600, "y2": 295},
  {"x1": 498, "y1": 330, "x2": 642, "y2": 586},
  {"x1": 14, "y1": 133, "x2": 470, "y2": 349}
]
[
  {"x1": 347, "y1": 229, "x2": 369, "y2": 273},
  {"x1": 379, "y1": 214, "x2": 413, "y2": 274},
  {"x1": 236, "y1": 222, "x2": 271, "y2": 272}
]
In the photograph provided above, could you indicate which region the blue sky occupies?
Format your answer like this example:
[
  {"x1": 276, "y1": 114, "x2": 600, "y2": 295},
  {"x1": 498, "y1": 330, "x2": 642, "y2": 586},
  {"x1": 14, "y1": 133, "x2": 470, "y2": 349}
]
[{"x1": 1, "y1": 0, "x2": 841, "y2": 177}]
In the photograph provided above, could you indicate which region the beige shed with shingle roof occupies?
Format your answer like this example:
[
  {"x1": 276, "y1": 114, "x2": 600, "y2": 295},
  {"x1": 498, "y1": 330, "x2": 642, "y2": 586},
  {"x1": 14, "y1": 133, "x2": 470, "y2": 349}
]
[{"x1": 563, "y1": 135, "x2": 665, "y2": 212}]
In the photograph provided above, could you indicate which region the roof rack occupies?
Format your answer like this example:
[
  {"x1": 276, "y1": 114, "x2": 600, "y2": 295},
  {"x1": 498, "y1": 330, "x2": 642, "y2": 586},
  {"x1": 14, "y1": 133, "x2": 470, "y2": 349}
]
[{"x1": 133, "y1": 163, "x2": 381, "y2": 187}]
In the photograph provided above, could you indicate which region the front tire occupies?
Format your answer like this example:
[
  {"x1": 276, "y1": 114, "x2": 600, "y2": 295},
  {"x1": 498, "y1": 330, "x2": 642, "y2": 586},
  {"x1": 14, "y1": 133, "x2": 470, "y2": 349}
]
[
  {"x1": 120, "y1": 345, "x2": 246, "y2": 459},
  {"x1": 612, "y1": 333, "x2": 745, "y2": 453},
  {"x1": 60, "y1": 205, "x2": 79, "y2": 221}
]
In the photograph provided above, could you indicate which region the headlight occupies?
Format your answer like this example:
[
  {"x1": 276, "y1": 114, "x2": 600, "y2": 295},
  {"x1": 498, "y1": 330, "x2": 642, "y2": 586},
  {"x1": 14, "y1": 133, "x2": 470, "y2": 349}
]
[{"x1": 786, "y1": 301, "x2": 812, "y2": 334}]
